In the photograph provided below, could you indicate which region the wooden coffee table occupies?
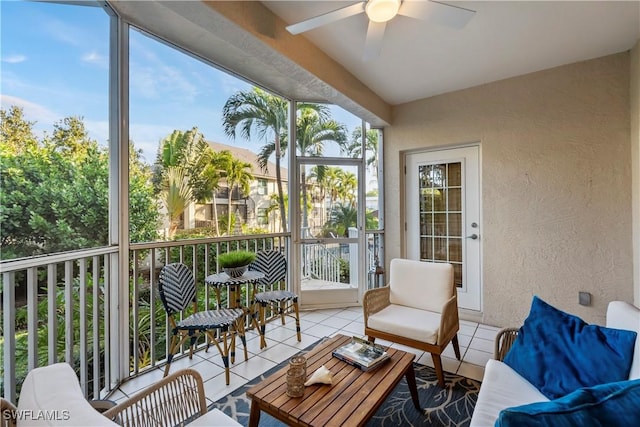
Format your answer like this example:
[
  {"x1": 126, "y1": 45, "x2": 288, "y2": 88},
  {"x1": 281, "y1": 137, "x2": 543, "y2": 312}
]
[{"x1": 246, "y1": 334, "x2": 421, "y2": 427}]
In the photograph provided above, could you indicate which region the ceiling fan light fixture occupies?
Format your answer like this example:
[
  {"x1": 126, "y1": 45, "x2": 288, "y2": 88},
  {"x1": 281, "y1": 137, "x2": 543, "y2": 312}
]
[{"x1": 365, "y1": 0, "x2": 401, "y2": 23}]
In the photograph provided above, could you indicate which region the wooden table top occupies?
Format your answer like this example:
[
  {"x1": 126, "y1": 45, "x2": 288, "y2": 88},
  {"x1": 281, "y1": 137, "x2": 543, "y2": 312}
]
[{"x1": 246, "y1": 334, "x2": 418, "y2": 427}]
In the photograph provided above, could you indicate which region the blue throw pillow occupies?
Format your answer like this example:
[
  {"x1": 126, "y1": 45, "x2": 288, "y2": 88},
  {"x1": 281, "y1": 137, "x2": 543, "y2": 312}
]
[
  {"x1": 495, "y1": 379, "x2": 640, "y2": 427},
  {"x1": 503, "y1": 296, "x2": 637, "y2": 400}
]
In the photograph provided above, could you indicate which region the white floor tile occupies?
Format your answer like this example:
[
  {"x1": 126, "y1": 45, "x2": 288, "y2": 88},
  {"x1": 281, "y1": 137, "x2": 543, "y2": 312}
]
[
  {"x1": 457, "y1": 333, "x2": 473, "y2": 347},
  {"x1": 304, "y1": 323, "x2": 340, "y2": 339},
  {"x1": 339, "y1": 321, "x2": 365, "y2": 336},
  {"x1": 334, "y1": 309, "x2": 363, "y2": 321},
  {"x1": 282, "y1": 333, "x2": 318, "y2": 349},
  {"x1": 229, "y1": 355, "x2": 277, "y2": 381},
  {"x1": 202, "y1": 372, "x2": 247, "y2": 402},
  {"x1": 462, "y1": 348, "x2": 493, "y2": 367},
  {"x1": 320, "y1": 315, "x2": 353, "y2": 329},
  {"x1": 118, "y1": 368, "x2": 165, "y2": 396},
  {"x1": 256, "y1": 342, "x2": 301, "y2": 364},
  {"x1": 468, "y1": 336, "x2": 494, "y2": 354},
  {"x1": 416, "y1": 354, "x2": 461, "y2": 374},
  {"x1": 459, "y1": 323, "x2": 478, "y2": 337},
  {"x1": 299, "y1": 311, "x2": 332, "y2": 323},
  {"x1": 167, "y1": 357, "x2": 225, "y2": 382},
  {"x1": 457, "y1": 361, "x2": 486, "y2": 382},
  {"x1": 474, "y1": 327, "x2": 499, "y2": 341}
]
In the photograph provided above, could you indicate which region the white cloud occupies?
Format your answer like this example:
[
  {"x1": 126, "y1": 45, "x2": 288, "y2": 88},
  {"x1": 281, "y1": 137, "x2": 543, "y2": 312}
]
[
  {"x1": 82, "y1": 51, "x2": 108, "y2": 69},
  {"x1": 2, "y1": 54, "x2": 27, "y2": 64},
  {"x1": 0, "y1": 94, "x2": 60, "y2": 126}
]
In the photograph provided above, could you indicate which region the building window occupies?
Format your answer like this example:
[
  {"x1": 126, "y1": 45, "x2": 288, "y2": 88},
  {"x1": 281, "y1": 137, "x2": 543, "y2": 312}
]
[
  {"x1": 257, "y1": 179, "x2": 268, "y2": 195},
  {"x1": 257, "y1": 208, "x2": 268, "y2": 225}
]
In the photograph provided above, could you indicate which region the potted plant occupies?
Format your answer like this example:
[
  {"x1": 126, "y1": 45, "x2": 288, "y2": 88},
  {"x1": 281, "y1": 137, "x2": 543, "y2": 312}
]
[{"x1": 218, "y1": 250, "x2": 256, "y2": 278}]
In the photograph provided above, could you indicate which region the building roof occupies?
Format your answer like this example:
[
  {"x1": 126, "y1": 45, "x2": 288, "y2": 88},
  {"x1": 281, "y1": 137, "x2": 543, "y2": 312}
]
[{"x1": 207, "y1": 141, "x2": 288, "y2": 182}]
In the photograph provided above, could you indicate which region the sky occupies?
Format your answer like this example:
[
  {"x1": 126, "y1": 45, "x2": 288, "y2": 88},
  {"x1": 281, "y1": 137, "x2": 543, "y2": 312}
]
[{"x1": 1, "y1": 0, "x2": 362, "y2": 165}]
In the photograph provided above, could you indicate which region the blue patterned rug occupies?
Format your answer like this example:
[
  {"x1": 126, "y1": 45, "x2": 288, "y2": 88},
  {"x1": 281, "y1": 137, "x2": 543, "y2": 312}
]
[{"x1": 209, "y1": 340, "x2": 481, "y2": 426}]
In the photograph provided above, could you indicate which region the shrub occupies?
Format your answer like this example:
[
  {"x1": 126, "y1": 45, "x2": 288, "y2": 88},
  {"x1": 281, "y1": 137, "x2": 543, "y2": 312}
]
[{"x1": 217, "y1": 250, "x2": 256, "y2": 268}]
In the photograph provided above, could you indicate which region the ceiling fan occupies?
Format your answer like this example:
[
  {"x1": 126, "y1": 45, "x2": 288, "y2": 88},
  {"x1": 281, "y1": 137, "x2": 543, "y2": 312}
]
[{"x1": 285, "y1": 0, "x2": 476, "y2": 61}]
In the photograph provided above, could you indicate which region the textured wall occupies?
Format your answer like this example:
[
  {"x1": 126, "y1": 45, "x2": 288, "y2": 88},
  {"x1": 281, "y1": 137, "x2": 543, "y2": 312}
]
[
  {"x1": 632, "y1": 40, "x2": 640, "y2": 307},
  {"x1": 385, "y1": 53, "x2": 632, "y2": 327}
]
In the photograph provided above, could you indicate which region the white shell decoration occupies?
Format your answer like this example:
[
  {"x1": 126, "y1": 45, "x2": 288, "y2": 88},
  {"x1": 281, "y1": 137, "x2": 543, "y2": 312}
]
[{"x1": 304, "y1": 365, "x2": 333, "y2": 386}]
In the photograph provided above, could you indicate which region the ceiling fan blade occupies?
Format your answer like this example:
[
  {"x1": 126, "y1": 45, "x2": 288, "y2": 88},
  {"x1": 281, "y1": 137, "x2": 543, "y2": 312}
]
[
  {"x1": 363, "y1": 21, "x2": 387, "y2": 62},
  {"x1": 398, "y1": 0, "x2": 476, "y2": 29},
  {"x1": 286, "y1": 2, "x2": 366, "y2": 35}
]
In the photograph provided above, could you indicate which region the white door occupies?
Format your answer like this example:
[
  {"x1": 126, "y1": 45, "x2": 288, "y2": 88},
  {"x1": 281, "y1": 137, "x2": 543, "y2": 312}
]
[{"x1": 406, "y1": 146, "x2": 481, "y2": 311}]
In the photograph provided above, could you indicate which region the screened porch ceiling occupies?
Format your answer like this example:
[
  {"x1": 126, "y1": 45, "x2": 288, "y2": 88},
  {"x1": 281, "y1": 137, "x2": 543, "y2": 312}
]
[{"x1": 109, "y1": 0, "x2": 639, "y2": 127}]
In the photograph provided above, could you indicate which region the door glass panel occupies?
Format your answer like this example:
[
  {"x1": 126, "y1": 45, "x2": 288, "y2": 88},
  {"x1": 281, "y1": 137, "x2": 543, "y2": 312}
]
[
  {"x1": 300, "y1": 163, "x2": 359, "y2": 292},
  {"x1": 418, "y1": 162, "x2": 463, "y2": 287}
]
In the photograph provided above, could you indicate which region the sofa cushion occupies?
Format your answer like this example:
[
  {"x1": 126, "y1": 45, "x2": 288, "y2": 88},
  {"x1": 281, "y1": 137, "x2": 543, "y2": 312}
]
[
  {"x1": 606, "y1": 301, "x2": 640, "y2": 380},
  {"x1": 469, "y1": 359, "x2": 548, "y2": 427},
  {"x1": 367, "y1": 304, "x2": 440, "y2": 344},
  {"x1": 495, "y1": 379, "x2": 640, "y2": 427},
  {"x1": 503, "y1": 296, "x2": 637, "y2": 400}
]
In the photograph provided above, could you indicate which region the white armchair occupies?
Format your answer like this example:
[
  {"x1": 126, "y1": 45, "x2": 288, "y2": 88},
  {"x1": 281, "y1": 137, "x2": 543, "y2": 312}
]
[{"x1": 363, "y1": 258, "x2": 461, "y2": 387}]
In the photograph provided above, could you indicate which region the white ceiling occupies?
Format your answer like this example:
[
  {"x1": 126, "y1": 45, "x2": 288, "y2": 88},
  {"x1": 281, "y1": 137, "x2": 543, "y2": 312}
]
[{"x1": 262, "y1": 1, "x2": 640, "y2": 105}]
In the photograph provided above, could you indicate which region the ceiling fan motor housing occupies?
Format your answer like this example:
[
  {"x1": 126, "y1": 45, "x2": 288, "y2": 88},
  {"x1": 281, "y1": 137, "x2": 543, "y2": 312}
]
[{"x1": 365, "y1": 0, "x2": 401, "y2": 23}]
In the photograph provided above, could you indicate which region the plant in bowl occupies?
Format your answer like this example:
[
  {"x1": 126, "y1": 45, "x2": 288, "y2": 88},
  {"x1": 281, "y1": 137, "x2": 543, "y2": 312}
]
[{"x1": 218, "y1": 250, "x2": 256, "y2": 278}]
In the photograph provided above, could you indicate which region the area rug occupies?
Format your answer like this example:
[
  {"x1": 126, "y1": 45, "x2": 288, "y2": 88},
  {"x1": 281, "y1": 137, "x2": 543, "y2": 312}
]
[{"x1": 209, "y1": 339, "x2": 481, "y2": 426}]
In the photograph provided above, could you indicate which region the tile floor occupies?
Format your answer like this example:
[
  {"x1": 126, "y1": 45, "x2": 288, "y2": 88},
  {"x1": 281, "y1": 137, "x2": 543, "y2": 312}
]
[{"x1": 108, "y1": 307, "x2": 498, "y2": 407}]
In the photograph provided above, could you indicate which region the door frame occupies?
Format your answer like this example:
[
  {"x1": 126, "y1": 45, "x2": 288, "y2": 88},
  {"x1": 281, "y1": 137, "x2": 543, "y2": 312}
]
[{"x1": 403, "y1": 144, "x2": 482, "y2": 312}]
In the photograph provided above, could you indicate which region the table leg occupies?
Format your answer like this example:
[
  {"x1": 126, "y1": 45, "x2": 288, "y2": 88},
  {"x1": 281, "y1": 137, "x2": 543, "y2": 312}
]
[
  {"x1": 248, "y1": 400, "x2": 261, "y2": 427},
  {"x1": 405, "y1": 363, "x2": 422, "y2": 411}
]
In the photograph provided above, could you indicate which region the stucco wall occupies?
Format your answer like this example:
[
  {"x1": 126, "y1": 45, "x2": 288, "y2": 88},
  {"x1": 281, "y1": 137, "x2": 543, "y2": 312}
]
[
  {"x1": 385, "y1": 53, "x2": 632, "y2": 327},
  {"x1": 631, "y1": 40, "x2": 640, "y2": 307}
]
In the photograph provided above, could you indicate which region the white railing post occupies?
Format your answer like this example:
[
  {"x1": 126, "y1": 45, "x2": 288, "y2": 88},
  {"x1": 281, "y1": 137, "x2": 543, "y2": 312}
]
[{"x1": 348, "y1": 227, "x2": 358, "y2": 286}]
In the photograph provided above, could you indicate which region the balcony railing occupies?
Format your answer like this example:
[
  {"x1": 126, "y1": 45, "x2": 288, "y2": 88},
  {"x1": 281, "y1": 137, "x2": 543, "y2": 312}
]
[{"x1": 1, "y1": 230, "x2": 384, "y2": 402}]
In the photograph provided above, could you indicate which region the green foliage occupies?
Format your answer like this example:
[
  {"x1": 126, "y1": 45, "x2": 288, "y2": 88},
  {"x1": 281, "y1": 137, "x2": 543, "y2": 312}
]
[
  {"x1": 0, "y1": 106, "x2": 159, "y2": 259},
  {"x1": 217, "y1": 250, "x2": 256, "y2": 268}
]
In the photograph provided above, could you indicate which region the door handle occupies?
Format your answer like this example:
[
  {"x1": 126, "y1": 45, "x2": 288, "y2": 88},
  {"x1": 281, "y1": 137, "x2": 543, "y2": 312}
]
[{"x1": 466, "y1": 234, "x2": 478, "y2": 240}]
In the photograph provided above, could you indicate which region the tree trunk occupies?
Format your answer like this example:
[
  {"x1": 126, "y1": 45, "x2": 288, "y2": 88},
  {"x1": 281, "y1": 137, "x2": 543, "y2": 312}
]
[
  {"x1": 212, "y1": 191, "x2": 220, "y2": 236},
  {"x1": 274, "y1": 135, "x2": 287, "y2": 232}
]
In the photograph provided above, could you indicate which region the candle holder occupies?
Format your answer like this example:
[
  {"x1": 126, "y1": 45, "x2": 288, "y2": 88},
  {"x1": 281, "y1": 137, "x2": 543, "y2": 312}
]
[{"x1": 286, "y1": 356, "x2": 307, "y2": 397}]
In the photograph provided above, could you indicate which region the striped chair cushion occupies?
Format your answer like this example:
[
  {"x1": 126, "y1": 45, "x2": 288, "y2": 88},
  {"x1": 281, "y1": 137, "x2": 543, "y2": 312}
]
[{"x1": 176, "y1": 308, "x2": 244, "y2": 330}]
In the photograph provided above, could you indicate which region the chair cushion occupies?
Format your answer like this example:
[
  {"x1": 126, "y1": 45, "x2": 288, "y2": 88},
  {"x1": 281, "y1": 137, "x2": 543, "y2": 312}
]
[
  {"x1": 503, "y1": 296, "x2": 637, "y2": 400},
  {"x1": 495, "y1": 379, "x2": 640, "y2": 427},
  {"x1": 469, "y1": 359, "x2": 548, "y2": 427},
  {"x1": 17, "y1": 363, "x2": 119, "y2": 426},
  {"x1": 255, "y1": 290, "x2": 297, "y2": 303},
  {"x1": 367, "y1": 304, "x2": 440, "y2": 344},
  {"x1": 177, "y1": 308, "x2": 244, "y2": 330},
  {"x1": 388, "y1": 259, "x2": 453, "y2": 313}
]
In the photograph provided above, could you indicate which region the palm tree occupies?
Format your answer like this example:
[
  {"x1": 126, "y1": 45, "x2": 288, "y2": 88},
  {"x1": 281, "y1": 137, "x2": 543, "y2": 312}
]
[
  {"x1": 339, "y1": 126, "x2": 379, "y2": 176},
  {"x1": 328, "y1": 203, "x2": 357, "y2": 237},
  {"x1": 222, "y1": 88, "x2": 289, "y2": 231},
  {"x1": 296, "y1": 109, "x2": 347, "y2": 233},
  {"x1": 191, "y1": 149, "x2": 232, "y2": 236},
  {"x1": 265, "y1": 193, "x2": 288, "y2": 233},
  {"x1": 324, "y1": 167, "x2": 342, "y2": 214},
  {"x1": 153, "y1": 128, "x2": 209, "y2": 236},
  {"x1": 153, "y1": 127, "x2": 209, "y2": 194},
  {"x1": 222, "y1": 88, "x2": 333, "y2": 233},
  {"x1": 337, "y1": 169, "x2": 358, "y2": 206},
  {"x1": 224, "y1": 157, "x2": 253, "y2": 235},
  {"x1": 162, "y1": 167, "x2": 192, "y2": 238}
]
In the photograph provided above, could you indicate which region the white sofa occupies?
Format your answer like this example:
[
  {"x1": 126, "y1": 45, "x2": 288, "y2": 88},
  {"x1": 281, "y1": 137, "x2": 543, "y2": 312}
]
[
  {"x1": 470, "y1": 301, "x2": 640, "y2": 427},
  {"x1": 7, "y1": 363, "x2": 239, "y2": 427}
]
